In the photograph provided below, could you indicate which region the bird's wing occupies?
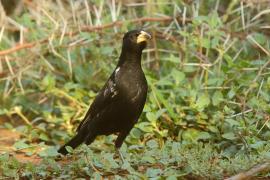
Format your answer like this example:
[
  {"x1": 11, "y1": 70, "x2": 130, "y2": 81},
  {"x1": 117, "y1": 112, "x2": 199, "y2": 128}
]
[{"x1": 76, "y1": 73, "x2": 119, "y2": 131}]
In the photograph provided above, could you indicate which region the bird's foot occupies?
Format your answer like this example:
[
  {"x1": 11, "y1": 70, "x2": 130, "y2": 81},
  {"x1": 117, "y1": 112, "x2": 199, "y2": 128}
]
[{"x1": 115, "y1": 148, "x2": 125, "y2": 164}]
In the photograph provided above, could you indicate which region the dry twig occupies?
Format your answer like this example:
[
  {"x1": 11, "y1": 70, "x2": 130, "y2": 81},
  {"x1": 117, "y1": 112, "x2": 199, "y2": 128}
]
[
  {"x1": 0, "y1": 16, "x2": 191, "y2": 57},
  {"x1": 225, "y1": 161, "x2": 270, "y2": 180}
]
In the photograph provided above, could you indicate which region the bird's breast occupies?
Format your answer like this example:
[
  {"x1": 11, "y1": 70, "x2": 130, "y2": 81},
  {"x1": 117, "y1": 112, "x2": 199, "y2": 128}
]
[
  {"x1": 114, "y1": 65, "x2": 147, "y2": 107},
  {"x1": 119, "y1": 79, "x2": 147, "y2": 112}
]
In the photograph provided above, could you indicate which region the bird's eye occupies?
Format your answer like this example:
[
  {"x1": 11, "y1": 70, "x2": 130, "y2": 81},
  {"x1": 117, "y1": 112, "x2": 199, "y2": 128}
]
[{"x1": 135, "y1": 32, "x2": 140, "y2": 37}]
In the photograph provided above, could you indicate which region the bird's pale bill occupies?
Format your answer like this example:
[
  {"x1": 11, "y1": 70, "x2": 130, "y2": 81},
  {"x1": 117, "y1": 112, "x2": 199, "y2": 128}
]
[{"x1": 137, "y1": 31, "x2": 152, "y2": 44}]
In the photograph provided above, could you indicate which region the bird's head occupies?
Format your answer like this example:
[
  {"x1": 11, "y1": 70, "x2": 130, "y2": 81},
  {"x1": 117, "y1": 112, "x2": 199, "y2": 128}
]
[{"x1": 122, "y1": 30, "x2": 152, "y2": 52}]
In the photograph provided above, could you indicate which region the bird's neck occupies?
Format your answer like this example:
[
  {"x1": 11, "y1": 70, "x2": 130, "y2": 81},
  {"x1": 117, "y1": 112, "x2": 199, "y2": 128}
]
[{"x1": 118, "y1": 49, "x2": 143, "y2": 67}]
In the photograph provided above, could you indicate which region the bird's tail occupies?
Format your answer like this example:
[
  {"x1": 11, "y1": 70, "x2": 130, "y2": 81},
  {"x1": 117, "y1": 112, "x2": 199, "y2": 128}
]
[{"x1": 58, "y1": 133, "x2": 85, "y2": 155}]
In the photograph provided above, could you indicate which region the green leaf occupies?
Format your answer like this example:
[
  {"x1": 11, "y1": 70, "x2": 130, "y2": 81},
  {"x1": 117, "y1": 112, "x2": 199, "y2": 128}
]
[
  {"x1": 228, "y1": 88, "x2": 236, "y2": 99},
  {"x1": 212, "y1": 91, "x2": 223, "y2": 106},
  {"x1": 263, "y1": 151, "x2": 270, "y2": 159},
  {"x1": 65, "y1": 146, "x2": 74, "y2": 153},
  {"x1": 41, "y1": 74, "x2": 55, "y2": 91},
  {"x1": 182, "y1": 129, "x2": 200, "y2": 142},
  {"x1": 39, "y1": 133, "x2": 49, "y2": 141},
  {"x1": 136, "y1": 122, "x2": 153, "y2": 133},
  {"x1": 211, "y1": 37, "x2": 220, "y2": 48},
  {"x1": 171, "y1": 69, "x2": 185, "y2": 85},
  {"x1": 168, "y1": 54, "x2": 180, "y2": 63},
  {"x1": 101, "y1": 46, "x2": 114, "y2": 55},
  {"x1": 152, "y1": 85, "x2": 178, "y2": 119},
  {"x1": 196, "y1": 93, "x2": 210, "y2": 111},
  {"x1": 222, "y1": 132, "x2": 236, "y2": 140},
  {"x1": 146, "y1": 168, "x2": 162, "y2": 178},
  {"x1": 225, "y1": 118, "x2": 240, "y2": 127},
  {"x1": 142, "y1": 156, "x2": 156, "y2": 164},
  {"x1": 250, "y1": 141, "x2": 265, "y2": 149},
  {"x1": 166, "y1": 176, "x2": 178, "y2": 180},
  {"x1": 209, "y1": 12, "x2": 221, "y2": 28},
  {"x1": 146, "y1": 139, "x2": 159, "y2": 148},
  {"x1": 38, "y1": 146, "x2": 59, "y2": 157},
  {"x1": 146, "y1": 112, "x2": 156, "y2": 122},
  {"x1": 201, "y1": 38, "x2": 210, "y2": 48},
  {"x1": 252, "y1": 33, "x2": 267, "y2": 45},
  {"x1": 13, "y1": 140, "x2": 30, "y2": 150},
  {"x1": 197, "y1": 132, "x2": 211, "y2": 140}
]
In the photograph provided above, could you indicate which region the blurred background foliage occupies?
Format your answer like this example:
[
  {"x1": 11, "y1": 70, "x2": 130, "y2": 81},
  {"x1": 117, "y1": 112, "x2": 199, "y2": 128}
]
[{"x1": 0, "y1": 0, "x2": 270, "y2": 179}]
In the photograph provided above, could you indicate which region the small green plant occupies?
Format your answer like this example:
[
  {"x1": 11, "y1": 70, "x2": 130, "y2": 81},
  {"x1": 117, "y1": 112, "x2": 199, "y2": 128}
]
[{"x1": 0, "y1": 0, "x2": 270, "y2": 179}]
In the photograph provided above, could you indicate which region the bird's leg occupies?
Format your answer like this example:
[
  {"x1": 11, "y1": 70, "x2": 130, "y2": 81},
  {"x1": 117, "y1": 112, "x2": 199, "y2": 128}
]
[
  {"x1": 114, "y1": 130, "x2": 131, "y2": 163},
  {"x1": 115, "y1": 147, "x2": 125, "y2": 163},
  {"x1": 85, "y1": 134, "x2": 96, "y2": 145}
]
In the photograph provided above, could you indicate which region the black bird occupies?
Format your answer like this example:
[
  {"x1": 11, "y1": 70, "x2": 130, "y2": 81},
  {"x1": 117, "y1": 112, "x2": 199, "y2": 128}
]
[{"x1": 58, "y1": 30, "x2": 151, "y2": 159}]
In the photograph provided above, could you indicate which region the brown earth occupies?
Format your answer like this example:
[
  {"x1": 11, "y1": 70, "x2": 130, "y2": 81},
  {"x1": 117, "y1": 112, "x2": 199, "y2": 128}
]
[{"x1": 0, "y1": 116, "x2": 42, "y2": 164}]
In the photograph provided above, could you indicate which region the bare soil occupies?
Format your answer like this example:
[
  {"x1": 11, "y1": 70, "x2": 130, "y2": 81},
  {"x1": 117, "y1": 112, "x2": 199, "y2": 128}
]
[{"x1": 0, "y1": 116, "x2": 42, "y2": 164}]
